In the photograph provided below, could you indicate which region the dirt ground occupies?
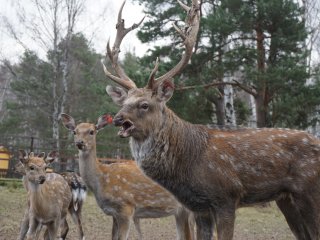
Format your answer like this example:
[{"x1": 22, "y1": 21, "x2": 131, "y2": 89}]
[{"x1": 0, "y1": 185, "x2": 295, "y2": 240}]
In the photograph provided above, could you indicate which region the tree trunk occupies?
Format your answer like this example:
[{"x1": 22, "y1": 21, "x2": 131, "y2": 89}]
[
  {"x1": 255, "y1": 94, "x2": 268, "y2": 128},
  {"x1": 255, "y1": 23, "x2": 268, "y2": 127},
  {"x1": 224, "y1": 73, "x2": 236, "y2": 125}
]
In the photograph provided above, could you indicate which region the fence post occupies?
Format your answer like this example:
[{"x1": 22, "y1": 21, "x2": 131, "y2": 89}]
[{"x1": 30, "y1": 137, "x2": 34, "y2": 152}]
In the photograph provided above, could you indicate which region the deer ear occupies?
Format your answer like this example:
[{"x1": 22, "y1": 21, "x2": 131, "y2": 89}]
[
  {"x1": 37, "y1": 152, "x2": 46, "y2": 158},
  {"x1": 46, "y1": 151, "x2": 58, "y2": 164},
  {"x1": 61, "y1": 113, "x2": 76, "y2": 131},
  {"x1": 106, "y1": 85, "x2": 127, "y2": 106},
  {"x1": 96, "y1": 113, "x2": 113, "y2": 131},
  {"x1": 156, "y1": 79, "x2": 174, "y2": 102},
  {"x1": 19, "y1": 150, "x2": 28, "y2": 164}
]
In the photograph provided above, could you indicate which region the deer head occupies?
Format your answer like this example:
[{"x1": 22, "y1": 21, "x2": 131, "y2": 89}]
[
  {"x1": 104, "y1": 0, "x2": 200, "y2": 141},
  {"x1": 19, "y1": 150, "x2": 57, "y2": 184},
  {"x1": 60, "y1": 113, "x2": 113, "y2": 151}
]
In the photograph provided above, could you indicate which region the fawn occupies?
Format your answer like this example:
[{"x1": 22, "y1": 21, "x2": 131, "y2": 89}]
[
  {"x1": 61, "y1": 113, "x2": 194, "y2": 240},
  {"x1": 15, "y1": 158, "x2": 86, "y2": 240},
  {"x1": 18, "y1": 150, "x2": 85, "y2": 240}
]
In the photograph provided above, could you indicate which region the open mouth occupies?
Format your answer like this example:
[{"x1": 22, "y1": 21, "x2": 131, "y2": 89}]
[
  {"x1": 76, "y1": 143, "x2": 85, "y2": 150},
  {"x1": 118, "y1": 120, "x2": 135, "y2": 138}
]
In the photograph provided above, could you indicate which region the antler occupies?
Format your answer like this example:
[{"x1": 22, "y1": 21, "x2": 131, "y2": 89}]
[
  {"x1": 103, "y1": 0, "x2": 200, "y2": 90},
  {"x1": 147, "y1": 0, "x2": 200, "y2": 88},
  {"x1": 102, "y1": 0, "x2": 145, "y2": 90}
]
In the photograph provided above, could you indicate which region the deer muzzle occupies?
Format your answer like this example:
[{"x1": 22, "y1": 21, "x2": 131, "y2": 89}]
[
  {"x1": 113, "y1": 115, "x2": 135, "y2": 138},
  {"x1": 38, "y1": 175, "x2": 46, "y2": 184},
  {"x1": 75, "y1": 140, "x2": 85, "y2": 150}
]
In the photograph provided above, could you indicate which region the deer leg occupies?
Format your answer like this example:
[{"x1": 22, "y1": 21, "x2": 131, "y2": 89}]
[
  {"x1": 46, "y1": 219, "x2": 59, "y2": 240},
  {"x1": 35, "y1": 224, "x2": 43, "y2": 240},
  {"x1": 69, "y1": 205, "x2": 85, "y2": 240},
  {"x1": 18, "y1": 208, "x2": 29, "y2": 240},
  {"x1": 194, "y1": 211, "x2": 215, "y2": 240},
  {"x1": 215, "y1": 207, "x2": 236, "y2": 240},
  {"x1": 26, "y1": 218, "x2": 39, "y2": 240},
  {"x1": 112, "y1": 216, "x2": 119, "y2": 240},
  {"x1": 174, "y1": 207, "x2": 195, "y2": 240},
  {"x1": 133, "y1": 217, "x2": 142, "y2": 240},
  {"x1": 60, "y1": 217, "x2": 69, "y2": 240},
  {"x1": 294, "y1": 193, "x2": 320, "y2": 239},
  {"x1": 276, "y1": 196, "x2": 311, "y2": 240},
  {"x1": 116, "y1": 216, "x2": 131, "y2": 240}
]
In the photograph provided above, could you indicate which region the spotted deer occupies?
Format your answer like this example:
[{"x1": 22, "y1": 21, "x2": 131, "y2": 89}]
[
  {"x1": 103, "y1": 0, "x2": 320, "y2": 239},
  {"x1": 18, "y1": 151, "x2": 77, "y2": 240},
  {"x1": 15, "y1": 159, "x2": 86, "y2": 240},
  {"x1": 60, "y1": 113, "x2": 195, "y2": 240}
]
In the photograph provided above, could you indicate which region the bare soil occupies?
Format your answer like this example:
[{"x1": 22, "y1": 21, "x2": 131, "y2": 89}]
[{"x1": 0, "y1": 186, "x2": 295, "y2": 240}]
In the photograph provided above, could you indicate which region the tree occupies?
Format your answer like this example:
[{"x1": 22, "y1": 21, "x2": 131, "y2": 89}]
[
  {"x1": 133, "y1": 0, "x2": 320, "y2": 128},
  {"x1": 2, "y1": 0, "x2": 85, "y2": 152}
]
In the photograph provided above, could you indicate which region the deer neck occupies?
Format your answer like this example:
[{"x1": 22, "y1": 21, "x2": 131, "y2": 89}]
[
  {"x1": 78, "y1": 146, "x2": 102, "y2": 195},
  {"x1": 27, "y1": 181, "x2": 49, "y2": 212},
  {"x1": 130, "y1": 107, "x2": 208, "y2": 180}
]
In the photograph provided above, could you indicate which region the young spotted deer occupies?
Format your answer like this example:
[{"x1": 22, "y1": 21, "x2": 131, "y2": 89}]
[
  {"x1": 61, "y1": 113, "x2": 194, "y2": 240},
  {"x1": 15, "y1": 160, "x2": 86, "y2": 240},
  {"x1": 18, "y1": 151, "x2": 74, "y2": 240},
  {"x1": 103, "y1": 0, "x2": 320, "y2": 239}
]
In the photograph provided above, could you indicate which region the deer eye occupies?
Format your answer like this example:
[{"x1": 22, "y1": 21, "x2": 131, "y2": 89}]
[
  {"x1": 89, "y1": 130, "x2": 94, "y2": 135},
  {"x1": 140, "y1": 103, "x2": 149, "y2": 110},
  {"x1": 30, "y1": 166, "x2": 35, "y2": 170},
  {"x1": 73, "y1": 130, "x2": 76, "y2": 135}
]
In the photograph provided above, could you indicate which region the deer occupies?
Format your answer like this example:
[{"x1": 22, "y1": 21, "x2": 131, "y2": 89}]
[
  {"x1": 103, "y1": 0, "x2": 320, "y2": 239},
  {"x1": 14, "y1": 159, "x2": 86, "y2": 240},
  {"x1": 18, "y1": 150, "x2": 82, "y2": 240},
  {"x1": 60, "y1": 113, "x2": 195, "y2": 240}
]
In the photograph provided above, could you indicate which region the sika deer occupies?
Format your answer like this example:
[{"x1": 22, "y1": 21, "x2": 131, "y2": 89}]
[
  {"x1": 18, "y1": 151, "x2": 73, "y2": 240},
  {"x1": 15, "y1": 160, "x2": 86, "y2": 240},
  {"x1": 103, "y1": 0, "x2": 320, "y2": 239},
  {"x1": 61, "y1": 113, "x2": 194, "y2": 240}
]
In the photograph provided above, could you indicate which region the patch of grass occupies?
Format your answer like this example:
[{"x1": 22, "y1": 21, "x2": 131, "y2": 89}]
[
  {"x1": 0, "y1": 186, "x2": 295, "y2": 240},
  {"x1": 0, "y1": 178, "x2": 23, "y2": 189}
]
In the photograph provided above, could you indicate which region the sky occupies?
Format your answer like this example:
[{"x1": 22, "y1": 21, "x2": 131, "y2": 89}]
[{"x1": 0, "y1": 0, "x2": 147, "y2": 63}]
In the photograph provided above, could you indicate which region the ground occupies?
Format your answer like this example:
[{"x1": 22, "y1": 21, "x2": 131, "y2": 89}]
[{"x1": 0, "y1": 185, "x2": 295, "y2": 240}]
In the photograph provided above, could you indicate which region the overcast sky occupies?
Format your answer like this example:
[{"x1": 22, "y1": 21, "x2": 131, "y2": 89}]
[{"x1": 0, "y1": 0, "x2": 147, "y2": 63}]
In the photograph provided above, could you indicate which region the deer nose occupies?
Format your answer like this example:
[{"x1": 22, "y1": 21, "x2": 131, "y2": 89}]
[
  {"x1": 39, "y1": 175, "x2": 46, "y2": 184},
  {"x1": 113, "y1": 115, "x2": 124, "y2": 126},
  {"x1": 75, "y1": 140, "x2": 84, "y2": 150}
]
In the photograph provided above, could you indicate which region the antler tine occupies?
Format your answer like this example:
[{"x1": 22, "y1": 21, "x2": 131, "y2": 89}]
[
  {"x1": 147, "y1": 57, "x2": 160, "y2": 89},
  {"x1": 103, "y1": 0, "x2": 145, "y2": 90},
  {"x1": 154, "y1": 0, "x2": 200, "y2": 84}
]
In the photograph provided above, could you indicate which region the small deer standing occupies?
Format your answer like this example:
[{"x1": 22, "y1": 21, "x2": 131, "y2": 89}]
[
  {"x1": 61, "y1": 113, "x2": 194, "y2": 240},
  {"x1": 103, "y1": 0, "x2": 320, "y2": 239},
  {"x1": 18, "y1": 151, "x2": 74, "y2": 240},
  {"x1": 15, "y1": 159, "x2": 86, "y2": 240}
]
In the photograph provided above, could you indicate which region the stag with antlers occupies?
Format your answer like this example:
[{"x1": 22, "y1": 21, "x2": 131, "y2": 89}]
[{"x1": 103, "y1": 0, "x2": 320, "y2": 240}]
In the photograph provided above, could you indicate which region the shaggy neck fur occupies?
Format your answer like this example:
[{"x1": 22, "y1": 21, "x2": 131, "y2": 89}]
[{"x1": 130, "y1": 107, "x2": 208, "y2": 184}]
